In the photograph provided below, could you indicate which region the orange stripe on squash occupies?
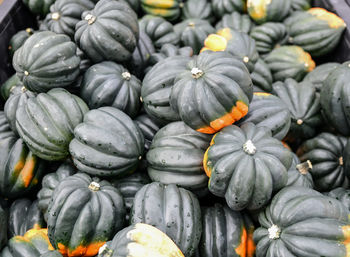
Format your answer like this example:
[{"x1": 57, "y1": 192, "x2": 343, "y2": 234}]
[
  {"x1": 20, "y1": 155, "x2": 36, "y2": 187},
  {"x1": 253, "y1": 92, "x2": 271, "y2": 97},
  {"x1": 58, "y1": 241, "x2": 106, "y2": 257},
  {"x1": 235, "y1": 226, "x2": 247, "y2": 257},
  {"x1": 308, "y1": 8, "x2": 346, "y2": 29},
  {"x1": 201, "y1": 34, "x2": 227, "y2": 53},
  {"x1": 247, "y1": 226, "x2": 256, "y2": 257}
]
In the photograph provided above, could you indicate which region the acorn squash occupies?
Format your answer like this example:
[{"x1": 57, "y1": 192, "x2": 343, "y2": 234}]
[
  {"x1": 134, "y1": 113, "x2": 160, "y2": 152},
  {"x1": 215, "y1": 12, "x2": 254, "y2": 34},
  {"x1": 327, "y1": 187, "x2": 350, "y2": 212},
  {"x1": 1, "y1": 75, "x2": 22, "y2": 101},
  {"x1": 22, "y1": 0, "x2": 55, "y2": 17},
  {"x1": 212, "y1": 0, "x2": 247, "y2": 17},
  {"x1": 182, "y1": 0, "x2": 213, "y2": 22},
  {"x1": 247, "y1": 0, "x2": 291, "y2": 24},
  {"x1": 141, "y1": 0, "x2": 181, "y2": 21},
  {"x1": 291, "y1": 0, "x2": 311, "y2": 11},
  {"x1": 250, "y1": 59, "x2": 273, "y2": 93},
  {"x1": 303, "y1": 62, "x2": 340, "y2": 92},
  {"x1": 286, "y1": 153, "x2": 314, "y2": 188},
  {"x1": 8, "y1": 28, "x2": 34, "y2": 58}
]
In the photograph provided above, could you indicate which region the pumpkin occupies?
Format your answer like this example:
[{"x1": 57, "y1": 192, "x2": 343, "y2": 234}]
[
  {"x1": 13, "y1": 31, "x2": 80, "y2": 93},
  {"x1": 273, "y1": 78, "x2": 322, "y2": 140},
  {"x1": 98, "y1": 223, "x2": 184, "y2": 257},
  {"x1": 203, "y1": 122, "x2": 293, "y2": 211},
  {"x1": 75, "y1": 0, "x2": 139, "y2": 63},
  {"x1": 286, "y1": 153, "x2": 314, "y2": 188},
  {"x1": 146, "y1": 121, "x2": 211, "y2": 195},
  {"x1": 131, "y1": 182, "x2": 201, "y2": 257},
  {"x1": 141, "y1": 56, "x2": 190, "y2": 125},
  {"x1": 0, "y1": 204, "x2": 7, "y2": 251},
  {"x1": 141, "y1": 0, "x2": 181, "y2": 21},
  {"x1": 237, "y1": 92, "x2": 291, "y2": 140},
  {"x1": 134, "y1": 113, "x2": 160, "y2": 152},
  {"x1": 8, "y1": 28, "x2": 34, "y2": 57},
  {"x1": 139, "y1": 15, "x2": 180, "y2": 49},
  {"x1": 253, "y1": 186, "x2": 350, "y2": 257},
  {"x1": 43, "y1": 0, "x2": 95, "y2": 39},
  {"x1": 247, "y1": 0, "x2": 291, "y2": 24},
  {"x1": 297, "y1": 133, "x2": 349, "y2": 191},
  {"x1": 199, "y1": 203, "x2": 255, "y2": 257},
  {"x1": 22, "y1": 0, "x2": 55, "y2": 16},
  {"x1": 16, "y1": 88, "x2": 88, "y2": 161},
  {"x1": 69, "y1": 107, "x2": 144, "y2": 177},
  {"x1": 182, "y1": 0, "x2": 213, "y2": 22},
  {"x1": 37, "y1": 160, "x2": 76, "y2": 222},
  {"x1": 250, "y1": 22, "x2": 288, "y2": 57},
  {"x1": 8, "y1": 199, "x2": 45, "y2": 238},
  {"x1": 47, "y1": 173, "x2": 126, "y2": 257},
  {"x1": 250, "y1": 59, "x2": 273, "y2": 93},
  {"x1": 1, "y1": 75, "x2": 22, "y2": 101},
  {"x1": 327, "y1": 187, "x2": 350, "y2": 212},
  {"x1": 211, "y1": 0, "x2": 247, "y2": 17},
  {"x1": 80, "y1": 62, "x2": 141, "y2": 118},
  {"x1": 170, "y1": 50, "x2": 253, "y2": 134},
  {"x1": 215, "y1": 12, "x2": 254, "y2": 34},
  {"x1": 265, "y1": 45, "x2": 315, "y2": 82},
  {"x1": 320, "y1": 63, "x2": 350, "y2": 136},
  {"x1": 285, "y1": 8, "x2": 346, "y2": 57},
  {"x1": 174, "y1": 19, "x2": 215, "y2": 54}
]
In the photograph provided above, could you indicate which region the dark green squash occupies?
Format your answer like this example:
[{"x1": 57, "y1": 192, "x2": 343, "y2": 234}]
[
  {"x1": 131, "y1": 182, "x2": 201, "y2": 257},
  {"x1": 69, "y1": 107, "x2": 144, "y2": 177},
  {"x1": 237, "y1": 92, "x2": 291, "y2": 140},
  {"x1": 75, "y1": 0, "x2": 139, "y2": 63},
  {"x1": 80, "y1": 62, "x2": 141, "y2": 118},
  {"x1": 327, "y1": 187, "x2": 350, "y2": 212},
  {"x1": 297, "y1": 133, "x2": 349, "y2": 191},
  {"x1": 204, "y1": 122, "x2": 293, "y2": 211},
  {"x1": 291, "y1": 0, "x2": 311, "y2": 11},
  {"x1": 47, "y1": 173, "x2": 125, "y2": 257},
  {"x1": 285, "y1": 8, "x2": 346, "y2": 57},
  {"x1": 141, "y1": 0, "x2": 181, "y2": 21},
  {"x1": 170, "y1": 50, "x2": 253, "y2": 134},
  {"x1": 0, "y1": 75, "x2": 22, "y2": 102},
  {"x1": 247, "y1": 0, "x2": 291, "y2": 24},
  {"x1": 8, "y1": 28, "x2": 34, "y2": 58},
  {"x1": 253, "y1": 186, "x2": 350, "y2": 257},
  {"x1": 8, "y1": 199, "x2": 46, "y2": 238},
  {"x1": 22, "y1": 0, "x2": 56, "y2": 17},
  {"x1": 211, "y1": 0, "x2": 247, "y2": 17},
  {"x1": 250, "y1": 59, "x2": 273, "y2": 93},
  {"x1": 0, "y1": 112, "x2": 11, "y2": 135},
  {"x1": 121, "y1": 0, "x2": 140, "y2": 13},
  {"x1": 0, "y1": 204, "x2": 7, "y2": 251},
  {"x1": 76, "y1": 47, "x2": 92, "y2": 74},
  {"x1": 199, "y1": 203, "x2": 255, "y2": 257},
  {"x1": 286, "y1": 153, "x2": 314, "y2": 188},
  {"x1": 16, "y1": 88, "x2": 88, "y2": 161},
  {"x1": 134, "y1": 113, "x2": 160, "y2": 152},
  {"x1": 182, "y1": 0, "x2": 213, "y2": 22},
  {"x1": 215, "y1": 12, "x2": 254, "y2": 34}
]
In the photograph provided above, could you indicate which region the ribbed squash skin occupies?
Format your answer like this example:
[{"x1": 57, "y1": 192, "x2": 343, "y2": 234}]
[
  {"x1": 141, "y1": 56, "x2": 190, "y2": 125},
  {"x1": 0, "y1": 204, "x2": 7, "y2": 251},
  {"x1": 8, "y1": 29, "x2": 34, "y2": 57},
  {"x1": 131, "y1": 182, "x2": 201, "y2": 257},
  {"x1": 182, "y1": 0, "x2": 213, "y2": 22},
  {"x1": 320, "y1": 64, "x2": 350, "y2": 136},
  {"x1": 48, "y1": 173, "x2": 125, "y2": 257},
  {"x1": 75, "y1": 0, "x2": 139, "y2": 63},
  {"x1": 265, "y1": 46, "x2": 315, "y2": 82},
  {"x1": 8, "y1": 199, "x2": 45, "y2": 238},
  {"x1": 199, "y1": 203, "x2": 255, "y2": 257},
  {"x1": 237, "y1": 92, "x2": 291, "y2": 140},
  {"x1": 285, "y1": 8, "x2": 346, "y2": 57},
  {"x1": 0, "y1": 112, "x2": 11, "y2": 134},
  {"x1": 303, "y1": 62, "x2": 340, "y2": 92},
  {"x1": 215, "y1": 12, "x2": 254, "y2": 34},
  {"x1": 139, "y1": 15, "x2": 180, "y2": 49},
  {"x1": 174, "y1": 19, "x2": 215, "y2": 54},
  {"x1": 37, "y1": 161, "x2": 76, "y2": 222},
  {"x1": 327, "y1": 187, "x2": 350, "y2": 211},
  {"x1": 212, "y1": 0, "x2": 247, "y2": 17},
  {"x1": 254, "y1": 186, "x2": 350, "y2": 257},
  {"x1": 250, "y1": 59, "x2": 273, "y2": 92},
  {"x1": 250, "y1": 22, "x2": 288, "y2": 56},
  {"x1": 69, "y1": 107, "x2": 144, "y2": 177},
  {"x1": 146, "y1": 121, "x2": 211, "y2": 194},
  {"x1": 141, "y1": 0, "x2": 181, "y2": 21},
  {"x1": 204, "y1": 123, "x2": 293, "y2": 211},
  {"x1": 297, "y1": 133, "x2": 349, "y2": 191},
  {"x1": 170, "y1": 51, "x2": 253, "y2": 134},
  {"x1": 1, "y1": 75, "x2": 22, "y2": 101},
  {"x1": 134, "y1": 113, "x2": 160, "y2": 152},
  {"x1": 98, "y1": 223, "x2": 184, "y2": 257},
  {"x1": 80, "y1": 62, "x2": 141, "y2": 118},
  {"x1": 247, "y1": 0, "x2": 291, "y2": 24},
  {"x1": 44, "y1": 0, "x2": 95, "y2": 39},
  {"x1": 16, "y1": 88, "x2": 88, "y2": 161},
  {"x1": 13, "y1": 31, "x2": 80, "y2": 93},
  {"x1": 291, "y1": 0, "x2": 311, "y2": 11},
  {"x1": 286, "y1": 153, "x2": 314, "y2": 188},
  {"x1": 22, "y1": 0, "x2": 55, "y2": 16}
]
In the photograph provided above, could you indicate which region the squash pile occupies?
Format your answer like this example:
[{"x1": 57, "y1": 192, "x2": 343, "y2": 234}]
[{"x1": 1, "y1": 0, "x2": 350, "y2": 256}]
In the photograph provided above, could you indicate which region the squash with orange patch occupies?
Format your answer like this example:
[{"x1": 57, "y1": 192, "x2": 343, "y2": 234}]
[
  {"x1": 170, "y1": 50, "x2": 253, "y2": 134},
  {"x1": 212, "y1": 0, "x2": 247, "y2": 17},
  {"x1": 247, "y1": 0, "x2": 291, "y2": 24},
  {"x1": 141, "y1": 0, "x2": 181, "y2": 21}
]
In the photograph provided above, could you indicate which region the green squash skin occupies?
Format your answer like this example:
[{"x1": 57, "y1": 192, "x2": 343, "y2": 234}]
[
  {"x1": 47, "y1": 173, "x2": 126, "y2": 256},
  {"x1": 0, "y1": 112, "x2": 12, "y2": 135},
  {"x1": 212, "y1": 0, "x2": 247, "y2": 17},
  {"x1": 22, "y1": 0, "x2": 56, "y2": 17},
  {"x1": 80, "y1": 62, "x2": 141, "y2": 118},
  {"x1": 8, "y1": 199, "x2": 46, "y2": 238},
  {"x1": 141, "y1": 56, "x2": 190, "y2": 125},
  {"x1": 250, "y1": 59, "x2": 273, "y2": 93},
  {"x1": 170, "y1": 51, "x2": 253, "y2": 132},
  {"x1": 75, "y1": 0, "x2": 139, "y2": 63},
  {"x1": 237, "y1": 93, "x2": 291, "y2": 140},
  {"x1": 297, "y1": 133, "x2": 349, "y2": 192},
  {"x1": 250, "y1": 22, "x2": 288, "y2": 57},
  {"x1": 16, "y1": 88, "x2": 89, "y2": 161},
  {"x1": 13, "y1": 31, "x2": 80, "y2": 93},
  {"x1": 285, "y1": 10, "x2": 346, "y2": 57},
  {"x1": 291, "y1": 0, "x2": 311, "y2": 11},
  {"x1": 205, "y1": 123, "x2": 293, "y2": 211},
  {"x1": 254, "y1": 186, "x2": 350, "y2": 257},
  {"x1": 139, "y1": 15, "x2": 180, "y2": 49},
  {"x1": 76, "y1": 47, "x2": 92, "y2": 74},
  {"x1": 69, "y1": 107, "x2": 144, "y2": 177},
  {"x1": 320, "y1": 65, "x2": 350, "y2": 136},
  {"x1": 43, "y1": 0, "x2": 95, "y2": 39},
  {"x1": 37, "y1": 160, "x2": 76, "y2": 222},
  {"x1": 327, "y1": 187, "x2": 350, "y2": 212},
  {"x1": 182, "y1": 0, "x2": 213, "y2": 22},
  {"x1": 121, "y1": 0, "x2": 140, "y2": 13},
  {"x1": 134, "y1": 113, "x2": 160, "y2": 152},
  {"x1": 174, "y1": 19, "x2": 215, "y2": 54},
  {"x1": 247, "y1": 0, "x2": 291, "y2": 24},
  {"x1": 8, "y1": 29, "x2": 34, "y2": 58},
  {"x1": 146, "y1": 121, "x2": 211, "y2": 195},
  {"x1": 141, "y1": 0, "x2": 181, "y2": 21},
  {"x1": 0, "y1": 204, "x2": 7, "y2": 251},
  {"x1": 40, "y1": 251, "x2": 63, "y2": 257},
  {"x1": 1, "y1": 75, "x2": 22, "y2": 102},
  {"x1": 130, "y1": 182, "x2": 202, "y2": 257},
  {"x1": 286, "y1": 153, "x2": 314, "y2": 188},
  {"x1": 215, "y1": 12, "x2": 254, "y2": 34}
]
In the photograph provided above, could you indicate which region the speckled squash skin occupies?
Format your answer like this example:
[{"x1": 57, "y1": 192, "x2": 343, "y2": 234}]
[
  {"x1": 8, "y1": 28, "x2": 34, "y2": 57},
  {"x1": 131, "y1": 182, "x2": 202, "y2": 257},
  {"x1": 247, "y1": 0, "x2": 291, "y2": 24},
  {"x1": 47, "y1": 173, "x2": 126, "y2": 257},
  {"x1": 182, "y1": 0, "x2": 213, "y2": 22},
  {"x1": 141, "y1": 0, "x2": 181, "y2": 21},
  {"x1": 254, "y1": 186, "x2": 350, "y2": 257},
  {"x1": 286, "y1": 153, "x2": 314, "y2": 188},
  {"x1": 327, "y1": 187, "x2": 350, "y2": 212},
  {"x1": 134, "y1": 113, "x2": 160, "y2": 152},
  {"x1": 303, "y1": 62, "x2": 340, "y2": 92},
  {"x1": 212, "y1": 0, "x2": 247, "y2": 17},
  {"x1": 215, "y1": 12, "x2": 254, "y2": 34},
  {"x1": 22, "y1": 0, "x2": 56, "y2": 17},
  {"x1": 250, "y1": 59, "x2": 273, "y2": 93}
]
